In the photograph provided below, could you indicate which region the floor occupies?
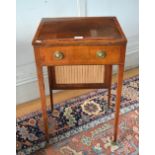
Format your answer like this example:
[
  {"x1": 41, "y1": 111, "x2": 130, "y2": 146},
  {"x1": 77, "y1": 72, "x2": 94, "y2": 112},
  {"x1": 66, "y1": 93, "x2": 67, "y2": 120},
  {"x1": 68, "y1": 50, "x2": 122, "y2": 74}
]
[{"x1": 16, "y1": 67, "x2": 139, "y2": 118}]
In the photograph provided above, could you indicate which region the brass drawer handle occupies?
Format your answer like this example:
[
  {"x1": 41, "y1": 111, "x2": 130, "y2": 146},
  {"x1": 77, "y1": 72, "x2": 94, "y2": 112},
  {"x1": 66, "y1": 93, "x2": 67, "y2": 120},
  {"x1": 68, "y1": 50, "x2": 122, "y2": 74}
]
[
  {"x1": 96, "y1": 50, "x2": 106, "y2": 58},
  {"x1": 54, "y1": 51, "x2": 64, "y2": 60}
]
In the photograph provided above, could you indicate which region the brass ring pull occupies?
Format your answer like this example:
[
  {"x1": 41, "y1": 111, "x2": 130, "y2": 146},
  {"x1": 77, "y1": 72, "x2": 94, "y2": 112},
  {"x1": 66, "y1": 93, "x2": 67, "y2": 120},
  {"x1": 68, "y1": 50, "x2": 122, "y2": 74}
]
[
  {"x1": 54, "y1": 51, "x2": 64, "y2": 60},
  {"x1": 96, "y1": 50, "x2": 106, "y2": 58}
]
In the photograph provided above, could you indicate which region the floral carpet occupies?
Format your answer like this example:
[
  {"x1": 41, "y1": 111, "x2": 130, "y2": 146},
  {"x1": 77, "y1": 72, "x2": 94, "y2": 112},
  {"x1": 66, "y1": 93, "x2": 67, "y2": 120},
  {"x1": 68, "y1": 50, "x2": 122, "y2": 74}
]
[
  {"x1": 36, "y1": 109, "x2": 139, "y2": 155},
  {"x1": 16, "y1": 76, "x2": 139, "y2": 155}
]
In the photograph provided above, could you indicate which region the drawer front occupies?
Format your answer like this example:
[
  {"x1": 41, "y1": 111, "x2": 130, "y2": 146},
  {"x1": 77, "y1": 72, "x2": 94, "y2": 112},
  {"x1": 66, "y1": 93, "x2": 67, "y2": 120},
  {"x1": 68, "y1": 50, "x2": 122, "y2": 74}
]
[{"x1": 38, "y1": 46, "x2": 123, "y2": 65}]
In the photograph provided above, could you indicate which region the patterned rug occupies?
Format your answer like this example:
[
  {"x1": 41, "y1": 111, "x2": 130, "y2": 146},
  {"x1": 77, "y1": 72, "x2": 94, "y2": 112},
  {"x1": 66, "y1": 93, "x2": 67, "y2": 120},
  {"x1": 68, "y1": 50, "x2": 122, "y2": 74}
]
[
  {"x1": 16, "y1": 76, "x2": 139, "y2": 155},
  {"x1": 36, "y1": 109, "x2": 139, "y2": 155}
]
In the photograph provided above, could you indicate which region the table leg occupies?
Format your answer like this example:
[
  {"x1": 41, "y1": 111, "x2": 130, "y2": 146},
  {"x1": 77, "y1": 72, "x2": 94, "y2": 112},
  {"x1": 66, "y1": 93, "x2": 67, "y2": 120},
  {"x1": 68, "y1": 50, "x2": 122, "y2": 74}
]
[
  {"x1": 36, "y1": 65, "x2": 49, "y2": 141},
  {"x1": 108, "y1": 65, "x2": 112, "y2": 108},
  {"x1": 48, "y1": 67, "x2": 54, "y2": 112},
  {"x1": 49, "y1": 89, "x2": 53, "y2": 112},
  {"x1": 113, "y1": 64, "x2": 124, "y2": 142}
]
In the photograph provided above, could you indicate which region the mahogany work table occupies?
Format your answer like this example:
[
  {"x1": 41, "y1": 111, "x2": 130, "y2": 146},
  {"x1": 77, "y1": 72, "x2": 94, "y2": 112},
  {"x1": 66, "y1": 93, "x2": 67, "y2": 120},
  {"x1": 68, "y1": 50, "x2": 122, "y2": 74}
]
[{"x1": 32, "y1": 17, "x2": 127, "y2": 142}]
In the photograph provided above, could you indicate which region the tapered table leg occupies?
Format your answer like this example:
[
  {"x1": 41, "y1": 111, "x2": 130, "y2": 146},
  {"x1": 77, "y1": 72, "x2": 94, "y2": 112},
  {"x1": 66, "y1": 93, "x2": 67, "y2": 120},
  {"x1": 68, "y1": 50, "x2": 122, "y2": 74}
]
[
  {"x1": 48, "y1": 67, "x2": 54, "y2": 112},
  {"x1": 108, "y1": 65, "x2": 112, "y2": 108},
  {"x1": 36, "y1": 65, "x2": 49, "y2": 141},
  {"x1": 49, "y1": 89, "x2": 53, "y2": 112},
  {"x1": 113, "y1": 64, "x2": 124, "y2": 142}
]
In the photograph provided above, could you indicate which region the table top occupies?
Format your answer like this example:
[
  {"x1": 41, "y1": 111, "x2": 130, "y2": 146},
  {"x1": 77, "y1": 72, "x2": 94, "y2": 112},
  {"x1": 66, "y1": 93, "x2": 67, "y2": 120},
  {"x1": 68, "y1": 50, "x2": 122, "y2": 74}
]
[{"x1": 32, "y1": 17, "x2": 127, "y2": 46}]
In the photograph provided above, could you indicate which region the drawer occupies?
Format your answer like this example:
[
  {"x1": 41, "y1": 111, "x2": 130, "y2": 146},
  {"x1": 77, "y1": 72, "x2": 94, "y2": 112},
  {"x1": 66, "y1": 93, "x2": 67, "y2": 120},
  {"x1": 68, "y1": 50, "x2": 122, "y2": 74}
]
[{"x1": 38, "y1": 46, "x2": 123, "y2": 65}]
